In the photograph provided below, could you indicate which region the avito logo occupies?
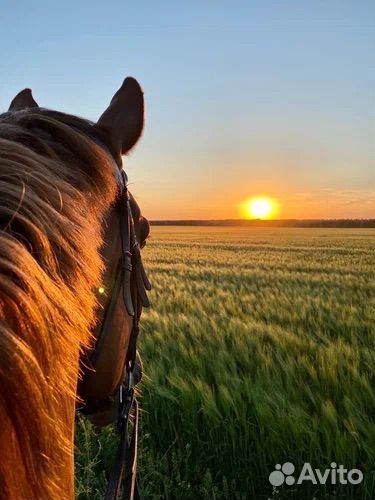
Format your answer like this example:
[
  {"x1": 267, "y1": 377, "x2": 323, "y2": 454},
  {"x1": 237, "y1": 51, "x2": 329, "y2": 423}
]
[{"x1": 269, "y1": 462, "x2": 363, "y2": 487}]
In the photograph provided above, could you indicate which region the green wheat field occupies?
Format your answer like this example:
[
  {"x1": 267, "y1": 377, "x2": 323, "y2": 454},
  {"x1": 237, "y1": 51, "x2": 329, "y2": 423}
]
[{"x1": 75, "y1": 226, "x2": 375, "y2": 500}]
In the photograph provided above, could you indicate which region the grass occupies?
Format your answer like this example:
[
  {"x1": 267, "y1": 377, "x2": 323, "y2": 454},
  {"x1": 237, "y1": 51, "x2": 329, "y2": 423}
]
[{"x1": 76, "y1": 227, "x2": 375, "y2": 500}]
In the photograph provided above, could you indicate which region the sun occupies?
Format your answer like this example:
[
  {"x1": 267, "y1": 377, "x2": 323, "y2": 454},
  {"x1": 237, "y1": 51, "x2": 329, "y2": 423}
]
[{"x1": 243, "y1": 197, "x2": 277, "y2": 219}]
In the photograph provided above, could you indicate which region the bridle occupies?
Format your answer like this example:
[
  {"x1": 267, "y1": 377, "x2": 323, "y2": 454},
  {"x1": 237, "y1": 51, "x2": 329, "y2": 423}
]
[{"x1": 77, "y1": 143, "x2": 151, "y2": 500}]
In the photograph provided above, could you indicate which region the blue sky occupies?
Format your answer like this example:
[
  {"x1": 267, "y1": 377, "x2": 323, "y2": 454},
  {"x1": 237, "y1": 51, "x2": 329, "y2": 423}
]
[{"x1": 0, "y1": 1, "x2": 373, "y2": 218}]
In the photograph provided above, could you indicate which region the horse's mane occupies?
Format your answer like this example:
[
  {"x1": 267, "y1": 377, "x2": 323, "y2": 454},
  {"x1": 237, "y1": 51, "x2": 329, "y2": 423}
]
[{"x1": 0, "y1": 109, "x2": 117, "y2": 499}]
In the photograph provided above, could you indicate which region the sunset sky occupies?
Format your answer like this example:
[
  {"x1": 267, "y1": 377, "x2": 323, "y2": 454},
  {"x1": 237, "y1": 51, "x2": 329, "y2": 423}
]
[{"x1": 0, "y1": 1, "x2": 373, "y2": 219}]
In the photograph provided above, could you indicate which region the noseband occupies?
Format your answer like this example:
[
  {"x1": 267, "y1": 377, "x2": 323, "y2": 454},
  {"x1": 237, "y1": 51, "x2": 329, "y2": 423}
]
[{"x1": 78, "y1": 146, "x2": 151, "y2": 500}]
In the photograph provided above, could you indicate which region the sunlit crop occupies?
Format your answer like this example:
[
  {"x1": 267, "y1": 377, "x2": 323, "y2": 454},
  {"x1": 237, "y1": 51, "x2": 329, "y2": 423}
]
[{"x1": 76, "y1": 227, "x2": 375, "y2": 500}]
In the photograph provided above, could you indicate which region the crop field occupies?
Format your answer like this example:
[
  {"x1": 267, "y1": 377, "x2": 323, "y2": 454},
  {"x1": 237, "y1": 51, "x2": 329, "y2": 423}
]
[{"x1": 76, "y1": 227, "x2": 375, "y2": 500}]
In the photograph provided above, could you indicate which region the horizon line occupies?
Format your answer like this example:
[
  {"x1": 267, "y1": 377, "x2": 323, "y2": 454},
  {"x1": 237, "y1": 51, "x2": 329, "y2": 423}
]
[
  {"x1": 150, "y1": 218, "x2": 375, "y2": 222},
  {"x1": 149, "y1": 218, "x2": 375, "y2": 228}
]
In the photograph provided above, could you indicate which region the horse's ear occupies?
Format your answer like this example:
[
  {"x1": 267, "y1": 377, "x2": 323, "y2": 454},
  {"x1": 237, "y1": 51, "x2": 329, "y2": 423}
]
[
  {"x1": 9, "y1": 88, "x2": 39, "y2": 111},
  {"x1": 95, "y1": 77, "x2": 144, "y2": 158}
]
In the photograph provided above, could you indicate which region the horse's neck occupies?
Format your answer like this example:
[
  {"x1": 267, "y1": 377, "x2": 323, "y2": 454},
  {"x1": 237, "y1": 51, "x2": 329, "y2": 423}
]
[
  {"x1": 0, "y1": 223, "x2": 102, "y2": 499},
  {"x1": 0, "y1": 121, "x2": 119, "y2": 499},
  {"x1": 0, "y1": 349, "x2": 78, "y2": 500}
]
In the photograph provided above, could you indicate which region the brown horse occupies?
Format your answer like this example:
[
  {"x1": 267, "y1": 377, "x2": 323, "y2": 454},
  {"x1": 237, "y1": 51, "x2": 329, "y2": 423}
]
[{"x1": 0, "y1": 78, "x2": 149, "y2": 499}]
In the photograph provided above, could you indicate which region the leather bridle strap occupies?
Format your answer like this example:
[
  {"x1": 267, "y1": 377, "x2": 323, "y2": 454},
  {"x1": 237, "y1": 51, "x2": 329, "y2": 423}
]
[
  {"x1": 104, "y1": 371, "x2": 140, "y2": 500},
  {"x1": 103, "y1": 172, "x2": 150, "y2": 500},
  {"x1": 77, "y1": 137, "x2": 150, "y2": 500}
]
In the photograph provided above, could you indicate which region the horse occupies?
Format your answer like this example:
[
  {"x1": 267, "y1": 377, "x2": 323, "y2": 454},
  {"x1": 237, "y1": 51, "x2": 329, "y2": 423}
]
[{"x1": 0, "y1": 77, "x2": 150, "y2": 500}]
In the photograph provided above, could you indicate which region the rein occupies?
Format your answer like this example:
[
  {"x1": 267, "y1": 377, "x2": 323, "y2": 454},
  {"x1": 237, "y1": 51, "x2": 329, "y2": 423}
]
[{"x1": 78, "y1": 156, "x2": 151, "y2": 500}]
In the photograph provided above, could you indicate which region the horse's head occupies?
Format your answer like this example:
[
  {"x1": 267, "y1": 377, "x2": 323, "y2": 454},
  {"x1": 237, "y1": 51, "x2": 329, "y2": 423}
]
[
  {"x1": 0, "y1": 78, "x2": 150, "y2": 499},
  {"x1": 8, "y1": 77, "x2": 150, "y2": 249}
]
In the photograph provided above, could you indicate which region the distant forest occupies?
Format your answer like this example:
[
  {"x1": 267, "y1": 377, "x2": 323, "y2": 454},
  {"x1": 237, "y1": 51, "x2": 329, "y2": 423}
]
[{"x1": 151, "y1": 219, "x2": 375, "y2": 228}]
